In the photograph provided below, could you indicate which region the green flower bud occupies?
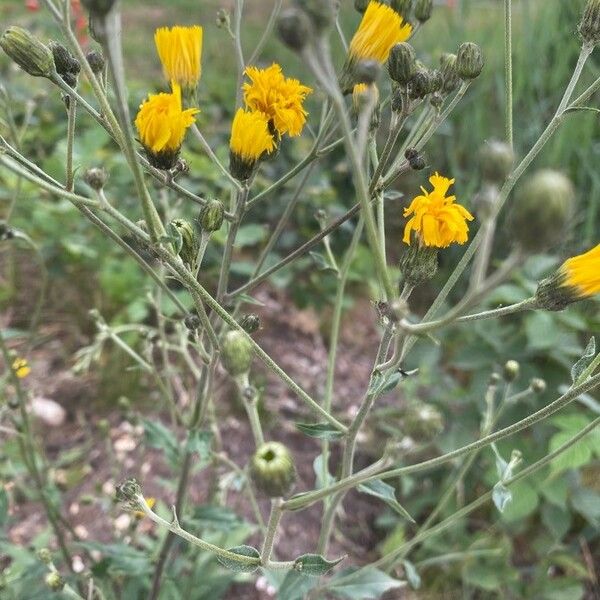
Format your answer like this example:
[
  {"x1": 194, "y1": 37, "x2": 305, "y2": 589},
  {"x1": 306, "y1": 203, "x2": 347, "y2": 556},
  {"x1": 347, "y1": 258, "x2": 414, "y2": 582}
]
[
  {"x1": 354, "y1": 59, "x2": 381, "y2": 86},
  {"x1": 83, "y1": 167, "x2": 108, "y2": 191},
  {"x1": 479, "y1": 139, "x2": 514, "y2": 184},
  {"x1": 489, "y1": 372, "x2": 502, "y2": 386},
  {"x1": 391, "y1": 0, "x2": 413, "y2": 20},
  {"x1": 249, "y1": 441, "x2": 297, "y2": 498},
  {"x1": 400, "y1": 242, "x2": 438, "y2": 287},
  {"x1": 408, "y1": 66, "x2": 436, "y2": 99},
  {"x1": 86, "y1": 49, "x2": 105, "y2": 75},
  {"x1": 440, "y1": 52, "x2": 459, "y2": 94},
  {"x1": 405, "y1": 147, "x2": 426, "y2": 171},
  {"x1": 0, "y1": 27, "x2": 55, "y2": 78},
  {"x1": 48, "y1": 41, "x2": 80, "y2": 80},
  {"x1": 184, "y1": 313, "x2": 202, "y2": 330},
  {"x1": 170, "y1": 218, "x2": 200, "y2": 268},
  {"x1": 36, "y1": 548, "x2": 52, "y2": 564},
  {"x1": 579, "y1": 0, "x2": 600, "y2": 45},
  {"x1": 199, "y1": 199, "x2": 225, "y2": 232},
  {"x1": 511, "y1": 170, "x2": 575, "y2": 253},
  {"x1": 294, "y1": 0, "x2": 335, "y2": 31},
  {"x1": 530, "y1": 378, "x2": 546, "y2": 394},
  {"x1": 503, "y1": 360, "x2": 520, "y2": 382},
  {"x1": 240, "y1": 314, "x2": 261, "y2": 334},
  {"x1": 278, "y1": 8, "x2": 312, "y2": 52},
  {"x1": 116, "y1": 478, "x2": 143, "y2": 509},
  {"x1": 401, "y1": 401, "x2": 444, "y2": 442},
  {"x1": 216, "y1": 8, "x2": 230, "y2": 29},
  {"x1": 81, "y1": 0, "x2": 116, "y2": 16},
  {"x1": 414, "y1": 0, "x2": 433, "y2": 23},
  {"x1": 388, "y1": 42, "x2": 417, "y2": 85},
  {"x1": 456, "y1": 42, "x2": 484, "y2": 79},
  {"x1": 221, "y1": 330, "x2": 253, "y2": 376},
  {"x1": 45, "y1": 572, "x2": 65, "y2": 592}
]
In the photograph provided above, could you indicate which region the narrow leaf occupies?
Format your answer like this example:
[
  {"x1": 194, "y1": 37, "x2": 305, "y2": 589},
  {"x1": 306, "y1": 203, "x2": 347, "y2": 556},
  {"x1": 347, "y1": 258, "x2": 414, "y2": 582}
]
[
  {"x1": 358, "y1": 480, "x2": 415, "y2": 523},
  {"x1": 296, "y1": 422, "x2": 345, "y2": 441},
  {"x1": 293, "y1": 553, "x2": 345, "y2": 576},
  {"x1": 217, "y1": 545, "x2": 260, "y2": 573},
  {"x1": 571, "y1": 337, "x2": 596, "y2": 383}
]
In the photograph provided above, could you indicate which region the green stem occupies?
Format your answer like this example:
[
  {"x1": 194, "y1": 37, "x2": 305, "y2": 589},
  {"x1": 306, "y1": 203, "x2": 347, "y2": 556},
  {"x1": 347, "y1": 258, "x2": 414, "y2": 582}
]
[
  {"x1": 261, "y1": 497, "x2": 283, "y2": 565},
  {"x1": 65, "y1": 98, "x2": 76, "y2": 191},
  {"x1": 505, "y1": 0, "x2": 513, "y2": 148}
]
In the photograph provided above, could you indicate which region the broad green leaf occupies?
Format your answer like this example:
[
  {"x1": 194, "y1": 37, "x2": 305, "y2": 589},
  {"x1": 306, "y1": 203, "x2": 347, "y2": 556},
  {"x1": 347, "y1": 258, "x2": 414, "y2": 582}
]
[
  {"x1": 236, "y1": 224, "x2": 267, "y2": 247},
  {"x1": 309, "y1": 251, "x2": 338, "y2": 273},
  {"x1": 571, "y1": 337, "x2": 595, "y2": 383},
  {"x1": 541, "y1": 503, "x2": 571, "y2": 540},
  {"x1": 500, "y1": 480, "x2": 539, "y2": 522},
  {"x1": 525, "y1": 311, "x2": 559, "y2": 350},
  {"x1": 357, "y1": 480, "x2": 415, "y2": 522},
  {"x1": 328, "y1": 567, "x2": 405, "y2": 599},
  {"x1": 571, "y1": 488, "x2": 600, "y2": 525},
  {"x1": 293, "y1": 553, "x2": 345, "y2": 576},
  {"x1": 186, "y1": 429, "x2": 213, "y2": 458},
  {"x1": 296, "y1": 422, "x2": 345, "y2": 441},
  {"x1": 216, "y1": 545, "x2": 260, "y2": 573},
  {"x1": 549, "y1": 431, "x2": 592, "y2": 474},
  {"x1": 142, "y1": 419, "x2": 180, "y2": 468},
  {"x1": 277, "y1": 571, "x2": 318, "y2": 600}
]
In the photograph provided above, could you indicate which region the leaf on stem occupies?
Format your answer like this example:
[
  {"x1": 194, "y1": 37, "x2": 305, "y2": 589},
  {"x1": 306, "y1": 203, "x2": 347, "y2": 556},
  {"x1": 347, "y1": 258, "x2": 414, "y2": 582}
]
[
  {"x1": 293, "y1": 553, "x2": 345, "y2": 576},
  {"x1": 216, "y1": 545, "x2": 261, "y2": 573},
  {"x1": 357, "y1": 479, "x2": 415, "y2": 523},
  {"x1": 296, "y1": 422, "x2": 345, "y2": 441}
]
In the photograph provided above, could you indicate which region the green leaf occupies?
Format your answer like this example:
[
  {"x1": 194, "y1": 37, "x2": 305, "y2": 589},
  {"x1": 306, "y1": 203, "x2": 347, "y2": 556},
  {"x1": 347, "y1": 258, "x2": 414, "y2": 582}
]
[
  {"x1": 186, "y1": 429, "x2": 213, "y2": 458},
  {"x1": 571, "y1": 337, "x2": 596, "y2": 383},
  {"x1": 492, "y1": 482, "x2": 512, "y2": 513},
  {"x1": 525, "y1": 311, "x2": 559, "y2": 350},
  {"x1": 142, "y1": 419, "x2": 180, "y2": 468},
  {"x1": 328, "y1": 567, "x2": 405, "y2": 599},
  {"x1": 500, "y1": 480, "x2": 539, "y2": 522},
  {"x1": 367, "y1": 370, "x2": 384, "y2": 396},
  {"x1": 549, "y1": 431, "x2": 592, "y2": 474},
  {"x1": 277, "y1": 572, "x2": 318, "y2": 600},
  {"x1": 313, "y1": 454, "x2": 334, "y2": 490},
  {"x1": 236, "y1": 224, "x2": 267, "y2": 247},
  {"x1": 296, "y1": 422, "x2": 345, "y2": 441},
  {"x1": 236, "y1": 293, "x2": 266, "y2": 307},
  {"x1": 379, "y1": 371, "x2": 403, "y2": 395},
  {"x1": 571, "y1": 488, "x2": 600, "y2": 525},
  {"x1": 309, "y1": 251, "x2": 338, "y2": 273},
  {"x1": 293, "y1": 553, "x2": 345, "y2": 576},
  {"x1": 216, "y1": 545, "x2": 260, "y2": 573},
  {"x1": 400, "y1": 559, "x2": 421, "y2": 590},
  {"x1": 357, "y1": 480, "x2": 415, "y2": 522}
]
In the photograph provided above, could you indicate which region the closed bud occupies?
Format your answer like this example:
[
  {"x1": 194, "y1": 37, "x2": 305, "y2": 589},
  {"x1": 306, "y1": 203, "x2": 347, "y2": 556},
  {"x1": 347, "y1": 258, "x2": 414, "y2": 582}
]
[
  {"x1": 456, "y1": 42, "x2": 484, "y2": 79},
  {"x1": 199, "y1": 199, "x2": 225, "y2": 232},
  {"x1": 440, "y1": 52, "x2": 459, "y2": 93},
  {"x1": 37, "y1": 548, "x2": 52, "y2": 564},
  {"x1": 45, "y1": 572, "x2": 64, "y2": 592},
  {"x1": 409, "y1": 66, "x2": 435, "y2": 99},
  {"x1": 0, "y1": 27, "x2": 55, "y2": 78},
  {"x1": 388, "y1": 42, "x2": 417, "y2": 85},
  {"x1": 489, "y1": 372, "x2": 502, "y2": 385},
  {"x1": 503, "y1": 360, "x2": 520, "y2": 382},
  {"x1": 221, "y1": 330, "x2": 253, "y2": 376},
  {"x1": 400, "y1": 401, "x2": 444, "y2": 442},
  {"x1": 184, "y1": 313, "x2": 201, "y2": 330},
  {"x1": 249, "y1": 441, "x2": 297, "y2": 497},
  {"x1": 479, "y1": 139, "x2": 514, "y2": 183},
  {"x1": 294, "y1": 0, "x2": 335, "y2": 31},
  {"x1": 277, "y1": 8, "x2": 312, "y2": 52},
  {"x1": 84, "y1": 167, "x2": 107, "y2": 191},
  {"x1": 400, "y1": 242, "x2": 438, "y2": 287},
  {"x1": 170, "y1": 219, "x2": 199, "y2": 268},
  {"x1": 240, "y1": 314, "x2": 261, "y2": 334},
  {"x1": 216, "y1": 8, "x2": 230, "y2": 29},
  {"x1": 429, "y1": 92, "x2": 444, "y2": 108},
  {"x1": 530, "y1": 378, "x2": 546, "y2": 394},
  {"x1": 116, "y1": 478, "x2": 143, "y2": 509},
  {"x1": 511, "y1": 170, "x2": 575, "y2": 253},
  {"x1": 354, "y1": 0, "x2": 370, "y2": 13},
  {"x1": 579, "y1": 0, "x2": 600, "y2": 45},
  {"x1": 391, "y1": 0, "x2": 413, "y2": 20},
  {"x1": 474, "y1": 183, "x2": 500, "y2": 221},
  {"x1": 414, "y1": 0, "x2": 433, "y2": 22},
  {"x1": 81, "y1": 0, "x2": 116, "y2": 16},
  {"x1": 48, "y1": 41, "x2": 80, "y2": 80},
  {"x1": 405, "y1": 147, "x2": 426, "y2": 170},
  {"x1": 86, "y1": 49, "x2": 105, "y2": 75},
  {"x1": 354, "y1": 59, "x2": 381, "y2": 85}
]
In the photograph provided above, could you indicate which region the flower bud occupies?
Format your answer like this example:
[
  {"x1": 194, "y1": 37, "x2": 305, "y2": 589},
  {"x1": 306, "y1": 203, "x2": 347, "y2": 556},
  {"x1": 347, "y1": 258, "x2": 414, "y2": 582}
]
[
  {"x1": 45, "y1": 572, "x2": 65, "y2": 592},
  {"x1": 408, "y1": 66, "x2": 436, "y2": 99},
  {"x1": 199, "y1": 199, "x2": 225, "y2": 232},
  {"x1": 354, "y1": 0, "x2": 370, "y2": 13},
  {"x1": 294, "y1": 0, "x2": 335, "y2": 31},
  {"x1": 216, "y1": 8, "x2": 230, "y2": 29},
  {"x1": 240, "y1": 314, "x2": 261, "y2": 334},
  {"x1": 400, "y1": 242, "x2": 438, "y2": 287},
  {"x1": 474, "y1": 183, "x2": 500, "y2": 221},
  {"x1": 489, "y1": 372, "x2": 502, "y2": 385},
  {"x1": 354, "y1": 59, "x2": 381, "y2": 85},
  {"x1": 81, "y1": 0, "x2": 116, "y2": 16},
  {"x1": 184, "y1": 313, "x2": 201, "y2": 330},
  {"x1": 278, "y1": 8, "x2": 312, "y2": 52},
  {"x1": 221, "y1": 330, "x2": 253, "y2": 376},
  {"x1": 479, "y1": 139, "x2": 514, "y2": 184},
  {"x1": 503, "y1": 360, "x2": 520, "y2": 382},
  {"x1": 429, "y1": 91, "x2": 444, "y2": 109},
  {"x1": 83, "y1": 167, "x2": 107, "y2": 191},
  {"x1": 37, "y1": 548, "x2": 52, "y2": 564},
  {"x1": 388, "y1": 42, "x2": 417, "y2": 85},
  {"x1": 414, "y1": 0, "x2": 433, "y2": 23},
  {"x1": 400, "y1": 401, "x2": 444, "y2": 442},
  {"x1": 456, "y1": 42, "x2": 484, "y2": 79},
  {"x1": 511, "y1": 170, "x2": 575, "y2": 253},
  {"x1": 405, "y1": 147, "x2": 426, "y2": 170},
  {"x1": 86, "y1": 49, "x2": 105, "y2": 75},
  {"x1": 116, "y1": 478, "x2": 143, "y2": 509},
  {"x1": 170, "y1": 219, "x2": 199, "y2": 268},
  {"x1": 579, "y1": 0, "x2": 600, "y2": 45},
  {"x1": 391, "y1": 0, "x2": 413, "y2": 20},
  {"x1": 352, "y1": 83, "x2": 380, "y2": 130},
  {"x1": 440, "y1": 52, "x2": 459, "y2": 94},
  {"x1": 48, "y1": 41, "x2": 80, "y2": 81},
  {"x1": 0, "y1": 27, "x2": 55, "y2": 78},
  {"x1": 530, "y1": 378, "x2": 546, "y2": 394},
  {"x1": 249, "y1": 441, "x2": 297, "y2": 497}
]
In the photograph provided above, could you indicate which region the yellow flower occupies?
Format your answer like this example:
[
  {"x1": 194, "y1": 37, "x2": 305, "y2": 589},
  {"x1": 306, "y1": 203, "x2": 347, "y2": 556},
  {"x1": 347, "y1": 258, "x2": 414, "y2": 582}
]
[
  {"x1": 134, "y1": 497, "x2": 155, "y2": 519},
  {"x1": 229, "y1": 109, "x2": 275, "y2": 181},
  {"x1": 561, "y1": 244, "x2": 600, "y2": 298},
  {"x1": 12, "y1": 358, "x2": 30, "y2": 379},
  {"x1": 154, "y1": 26, "x2": 203, "y2": 92},
  {"x1": 403, "y1": 173, "x2": 474, "y2": 248},
  {"x1": 134, "y1": 82, "x2": 199, "y2": 170},
  {"x1": 243, "y1": 64, "x2": 312, "y2": 137},
  {"x1": 349, "y1": 2, "x2": 412, "y2": 63}
]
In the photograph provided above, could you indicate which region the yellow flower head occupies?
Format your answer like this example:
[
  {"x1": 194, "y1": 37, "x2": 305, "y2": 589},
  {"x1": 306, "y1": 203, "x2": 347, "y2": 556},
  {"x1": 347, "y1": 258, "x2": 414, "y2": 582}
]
[
  {"x1": 561, "y1": 244, "x2": 600, "y2": 298},
  {"x1": 403, "y1": 173, "x2": 474, "y2": 248},
  {"x1": 154, "y1": 26, "x2": 203, "y2": 92},
  {"x1": 134, "y1": 82, "x2": 199, "y2": 170},
  {"x1": 243, "y1": 64, "x2": 312, "y2": 137},
  {"x1": 134, "y1": 497, "x2": 155, "y2": 519},
  {"x1": 12, "y1": 358, "x2": 30, "y2": 379},
  {"x1": 229, "y1": 108, "x2": 275, "y2": 181},
  {"x1": 349, "y1": 2, "x2": 412, "y2": 63}
]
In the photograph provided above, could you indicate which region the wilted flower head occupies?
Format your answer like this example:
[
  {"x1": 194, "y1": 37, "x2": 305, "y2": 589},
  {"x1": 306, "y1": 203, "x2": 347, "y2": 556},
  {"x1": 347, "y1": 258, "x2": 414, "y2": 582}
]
[
  {"x1": 229, "y1": 109, "x2": 275, "y2": 181},
  {"x1": 154, "y1": 26, "x2": 203, "y2": 93},
  {"x1": 243, "y1": 64, "x2": 312, "y2": 137},
  {"x1": 134, "y1": 82, "x2": 199, "y2": 170},
  {"x1": 403, "y1": 173, "x2": 474, "y2": 248}
]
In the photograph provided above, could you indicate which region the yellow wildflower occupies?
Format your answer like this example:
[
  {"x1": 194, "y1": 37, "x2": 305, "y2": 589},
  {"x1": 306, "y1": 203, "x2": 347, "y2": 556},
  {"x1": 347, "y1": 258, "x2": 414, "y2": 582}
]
[
  {"x1": 134, "y1": 82, "x2": 199, "y2": 170},
  {"x1": 243, "y1": 64, "x2": 312, "y2": 137},
  {"x1": 134, "y1": 497, "x2": 155, "y2": 519},
  {"x1": 229, "y1": 109, "x2": 275, "y2": 181},
  {"x1": 403, "y1": 173, "x2": 474, "y2": 248},
  {"x1": 12, "y1": 358, "x2": 30, "y2": 379},
  {"x1": 154, "y1": 26, "x2": 203, "y2": 93}
]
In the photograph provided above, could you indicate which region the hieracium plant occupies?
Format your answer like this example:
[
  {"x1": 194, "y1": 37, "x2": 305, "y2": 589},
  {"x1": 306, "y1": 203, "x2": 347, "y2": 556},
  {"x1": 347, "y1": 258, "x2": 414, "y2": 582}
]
[{"x1": 1, "y1": 0, "x2": 600, "y2": 598}]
